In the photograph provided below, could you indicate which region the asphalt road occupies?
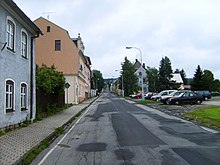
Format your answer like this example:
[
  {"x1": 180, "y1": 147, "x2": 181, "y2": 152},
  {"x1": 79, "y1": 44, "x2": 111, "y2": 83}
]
[{"x1": 33, "y1": 92, "x2": 220, "y2": 165}]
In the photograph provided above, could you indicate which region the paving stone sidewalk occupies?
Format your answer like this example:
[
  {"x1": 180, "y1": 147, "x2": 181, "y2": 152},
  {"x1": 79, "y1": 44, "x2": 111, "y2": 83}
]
[{"x1": 0, "y1": 97, "x2": 97, "y2": 165}]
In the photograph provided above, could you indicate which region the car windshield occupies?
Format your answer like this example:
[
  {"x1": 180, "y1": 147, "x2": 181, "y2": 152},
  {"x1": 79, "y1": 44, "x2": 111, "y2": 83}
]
[
  {"x1": 169, "y1": 91, "x2": 176, "y2": 96},
  {"x1": 168, "y1": 91, "x2": 181, "y2": 96},
  {"x1": 158, "y1": 91, "x2": 166, "y2": 96},
  {"x1": 174, "y1": 91, "x2": 183, "y2": 96},
  {"x1": 178, "y1": 93, "x2": 184, "y2": 97}
]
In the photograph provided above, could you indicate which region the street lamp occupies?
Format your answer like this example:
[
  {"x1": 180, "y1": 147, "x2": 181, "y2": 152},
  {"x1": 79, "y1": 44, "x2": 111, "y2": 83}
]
[
  {"x1": 115, "y1": 70, "x2": 124, "y2": 97},
  {"x1": 126, "y1": 46, "x2": 144, "y2": 100}
]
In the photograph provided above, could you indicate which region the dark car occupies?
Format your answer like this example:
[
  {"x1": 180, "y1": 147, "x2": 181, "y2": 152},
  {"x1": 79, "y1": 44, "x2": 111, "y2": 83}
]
[
  {"x1": 167, "y1": 91, "x2": 203, "y2": 105},
  {"x1": 160, "y1": 91, "x2": 184, "y2": 104},
  {"x1": 194, "y1": 90, "x2": 212, "y2": 100},
  {"x1": 211, "y1": 91, "x2": 220, "y2": 96}
]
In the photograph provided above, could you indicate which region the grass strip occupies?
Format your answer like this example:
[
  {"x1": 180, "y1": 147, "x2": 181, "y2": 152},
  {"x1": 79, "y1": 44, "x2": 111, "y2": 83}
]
[
  {"x1": 22, "y1": 138, "x2": 50, "y2": 165},
  {"x1": 184, "y1": 106, "x2": 220, "y2": 130},
  {"x1": 136, "y1": 99, "x2": 160, "y2": 105}
]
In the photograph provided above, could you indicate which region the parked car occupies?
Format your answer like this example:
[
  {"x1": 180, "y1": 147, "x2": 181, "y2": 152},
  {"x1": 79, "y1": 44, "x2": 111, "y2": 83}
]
[
  {"x1": 144, "y1": 92, "x2": 158, "y2": 99},
  {"x1": 129, "y1": 93, "x2": 143, "y2": 99},
  {"x1": 194, "y1": 90, "x2": 212, "y2": 100},
  {"x1": 211, "y1": 91, "x2": 220, "y2": 96},
  {"x1": 160, "y1": 91, "x2": 185, "y2": 104},
  {"x1": 167, "y1": 91, "x2": 203, "y2": 105},
  {"x1": 151, "y1": 90, "x2": 177, "y2": 102}
]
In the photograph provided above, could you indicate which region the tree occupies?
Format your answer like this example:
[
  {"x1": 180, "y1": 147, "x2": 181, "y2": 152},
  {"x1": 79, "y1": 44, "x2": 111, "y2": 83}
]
[
  {"x1": 121, "y1": 57, "x2": 138, "y2": 96},
  {"x1": 146, "y1": 67, "x2": 159, "y2": 92},
  {"x1": 202, "y1": 70, "x2": 214, "y2": 90},
  {"x1": 36, "y1": 64, "x2": 65, "y2": 94},
  {"x1": 158, "y1": 56, "x2": 173, "y2": 90},
  {"x1": 92, "y1": 69, "x2": 104, "y2": 92},
  {"x1": 191, "y1": 65, "x2": 203, "y2": 90},
  {"x1": 36, "y1": 65, "x2": 66, "y2": 118},
  {"x1": 211, "y1": 79, "x2": 220, "y2": 91},
  {"x1": 180, "y1": 69, "x2": 187, "y2": 84}
]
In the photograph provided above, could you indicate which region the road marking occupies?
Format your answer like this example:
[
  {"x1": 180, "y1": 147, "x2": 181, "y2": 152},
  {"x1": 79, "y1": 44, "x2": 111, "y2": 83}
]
[
  {"x1": 201, "y1": 126, "x2": 219, "y2": 133},
  {"x1": 38, "y1": 105, "x2": 92, "y2": 165}
]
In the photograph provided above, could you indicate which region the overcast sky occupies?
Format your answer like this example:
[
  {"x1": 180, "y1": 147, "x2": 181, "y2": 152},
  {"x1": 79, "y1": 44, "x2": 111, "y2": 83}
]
[{"x1": 14, "y1": 0, "x2": 220, "y2": 79}]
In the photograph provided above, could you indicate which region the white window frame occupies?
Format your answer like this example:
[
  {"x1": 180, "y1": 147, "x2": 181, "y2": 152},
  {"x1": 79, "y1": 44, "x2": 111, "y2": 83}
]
[
  {"x1": 20, "y1": 82, "x2": 28, "y2": 111},
  {"x1": 21, "y1": 29, "x2": 28, "y2": 59},
  {"x1": 5, "y1": 79, "x2": 15, "y2": 113},
  {"x1": 6, "y1": 16, "x2": 16, "y2": 52}
]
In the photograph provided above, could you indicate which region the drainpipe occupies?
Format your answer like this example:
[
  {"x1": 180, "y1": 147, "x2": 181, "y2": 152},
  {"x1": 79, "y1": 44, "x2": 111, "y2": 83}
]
[
  {"x1": 30, "y1": 34, "x2": 40, "y2": 120},
  {"x1": 30, "y1": 37, "x2": 34, "y2": 120}
]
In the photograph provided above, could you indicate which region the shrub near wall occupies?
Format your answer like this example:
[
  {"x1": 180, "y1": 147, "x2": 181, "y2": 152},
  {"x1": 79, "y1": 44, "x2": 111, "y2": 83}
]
[{"x1": 36, "y1": 65, "x2": 65, "y2": 119}]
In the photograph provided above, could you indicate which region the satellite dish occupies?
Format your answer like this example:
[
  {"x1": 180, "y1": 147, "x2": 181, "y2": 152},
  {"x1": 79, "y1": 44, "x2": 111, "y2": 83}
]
[{"x1": 1, "y1": 42, "x2": 7, "y2": 51}]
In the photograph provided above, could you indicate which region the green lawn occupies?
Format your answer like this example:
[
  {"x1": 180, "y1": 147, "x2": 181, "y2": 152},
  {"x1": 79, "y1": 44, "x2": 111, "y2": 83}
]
[
  {"x1": 184, "y1": 106, "x2": 220, "y2": 130},
  {"x1": 136, "y1": 99, "x2": 160, "y2": 105}
]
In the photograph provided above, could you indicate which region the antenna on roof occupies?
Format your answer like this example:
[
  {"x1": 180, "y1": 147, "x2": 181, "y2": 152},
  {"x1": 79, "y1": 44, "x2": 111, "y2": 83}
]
[{"x1": 42, "y1": 12, "x2": 55, "y2": 20}]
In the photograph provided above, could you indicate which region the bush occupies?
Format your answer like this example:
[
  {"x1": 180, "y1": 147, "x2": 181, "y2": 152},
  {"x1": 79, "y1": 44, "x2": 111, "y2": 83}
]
[
  {"x1": 0, "y1": 129, "x2": 5, "y2": 136},
  {"x1": 36, "y1": 64, "x2": 65, "y2": 95}
]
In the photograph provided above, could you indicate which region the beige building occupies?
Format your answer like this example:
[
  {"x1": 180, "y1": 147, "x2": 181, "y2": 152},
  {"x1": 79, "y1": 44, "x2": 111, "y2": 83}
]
[{"x1": 34, "y1": 17, "x2": 91, "y2": 104}]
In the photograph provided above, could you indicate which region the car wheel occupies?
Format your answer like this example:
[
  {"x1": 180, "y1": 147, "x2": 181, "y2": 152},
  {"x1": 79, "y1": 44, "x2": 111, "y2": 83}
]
[
  {"x1": 175, "y1": 101, "x2": 179, "y2": 105},
  {"x1": 204, "y1": 97, "x2": 208, "y2": 101},
  {"x1": 196, "y1": 100, "x2": 202, "y2": 104}
]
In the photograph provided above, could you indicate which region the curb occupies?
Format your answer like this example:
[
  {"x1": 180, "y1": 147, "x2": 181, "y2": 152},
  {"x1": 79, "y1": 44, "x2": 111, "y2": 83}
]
[{"x1": 19, "y1": 96, "x2": 99, "y2": 165}]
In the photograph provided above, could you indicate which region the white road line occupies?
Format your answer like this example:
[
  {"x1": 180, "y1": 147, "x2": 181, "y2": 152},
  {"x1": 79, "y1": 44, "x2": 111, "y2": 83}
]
[
  {"x1": 201, "y1": 126, "x2": 219, "y2": 133},
  {"x1": 38, "y1": 106, "x2": 92, "y2": 165}
]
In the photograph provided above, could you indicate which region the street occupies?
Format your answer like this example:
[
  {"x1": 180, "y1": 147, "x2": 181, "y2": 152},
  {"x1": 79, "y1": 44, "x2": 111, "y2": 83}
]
[{"x1": 34, "y1": 92, "x2": 220, "y2": 165}]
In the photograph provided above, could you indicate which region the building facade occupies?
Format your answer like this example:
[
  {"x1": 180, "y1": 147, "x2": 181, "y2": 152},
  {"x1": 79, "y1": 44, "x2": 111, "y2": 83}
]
[
  {"x1": 34, "y1": 17, "x2": 91, "y2": 104},
  {"x1": 0, "y1": 0, "x2": 41, "y2": 128},
  {"x1": 134, "y1": 59, "x2": 148, "y2": 93}
]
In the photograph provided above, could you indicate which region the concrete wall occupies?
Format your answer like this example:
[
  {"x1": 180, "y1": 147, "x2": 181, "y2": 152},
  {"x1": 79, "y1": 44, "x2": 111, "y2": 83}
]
[{"x1": 64, "y1": 75, "x2": 78, "y2": 104}]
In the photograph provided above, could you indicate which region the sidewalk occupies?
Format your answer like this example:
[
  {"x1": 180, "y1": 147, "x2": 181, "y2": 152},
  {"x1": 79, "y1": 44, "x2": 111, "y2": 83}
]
[{"x1": 0, "y1": 97, "x2": 97, "y2": 165}]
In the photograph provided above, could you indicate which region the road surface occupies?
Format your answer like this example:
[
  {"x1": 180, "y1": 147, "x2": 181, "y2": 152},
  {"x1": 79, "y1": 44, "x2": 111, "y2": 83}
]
[{"x1": 34, "y1": 92, "x2": 220, "y2": 165}]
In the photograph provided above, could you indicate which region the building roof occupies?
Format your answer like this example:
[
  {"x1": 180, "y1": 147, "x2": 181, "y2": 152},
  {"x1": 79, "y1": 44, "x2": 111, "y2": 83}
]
[
  {"x1": 134, "y1": 59, "x2": 141, "y2": 69},
  {"x1": 85, "y1": 56, "x2": 92, "y2": 65},
  {"x1": 171, "y1": 73, "x2": 184, "y2": 83},
  {"x1": 2, "y1": 0, "x2": 42, "y2": 36},
  {"x1": 134, "y1": 59, "x2": 146, "y2": 71}
]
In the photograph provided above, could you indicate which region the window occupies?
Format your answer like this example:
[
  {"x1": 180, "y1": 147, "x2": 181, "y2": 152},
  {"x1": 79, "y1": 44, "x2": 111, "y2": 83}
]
[
  {"x1": 6, "y1": 80, "x2": 14, "y2": 113},
  {"x1": 21, "y1": 83, "x2": 27, "y2": 111},
  {"x1": 55, "y1": 40, "x2": 61, "y2": 51},
  {"x1": 47, "y1": 26, "x2": 50, "y2": 32},
  {"x1": 6, "y1": 19, "x2": 15, "y2": 51},
  {"x1": 139, "y1": 72, "x2": 142, "y2": 77},
  {"x1": 21, "y1": 31, "x2": 28, "y2": 58}
]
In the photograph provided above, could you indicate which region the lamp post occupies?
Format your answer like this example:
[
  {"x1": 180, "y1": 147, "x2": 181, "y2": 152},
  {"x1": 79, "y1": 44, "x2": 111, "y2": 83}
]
[
  {"x1": 126, "y1": 46, "x2": 144, "y2": 100},
  {"x1": 115, "y1": 70, "x2": 124, "y2": 97}
]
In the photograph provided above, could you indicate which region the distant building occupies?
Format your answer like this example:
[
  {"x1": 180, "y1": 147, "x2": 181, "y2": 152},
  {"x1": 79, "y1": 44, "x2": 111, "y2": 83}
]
[
  {"x1": 34, "y1": 17, "x2": 91, "y2": 104},
  {"x1": 134, "y1": 59, "x2": 148, "y2": 92},
  {"x1": 0, "y1": 0, "x2": 42, "y2": 128},
  {"x1": 171, "y1": 73, "x2": 183, "y2": 84}
]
